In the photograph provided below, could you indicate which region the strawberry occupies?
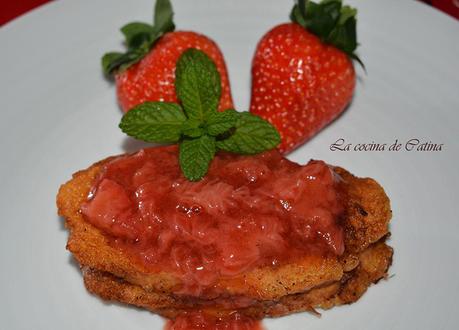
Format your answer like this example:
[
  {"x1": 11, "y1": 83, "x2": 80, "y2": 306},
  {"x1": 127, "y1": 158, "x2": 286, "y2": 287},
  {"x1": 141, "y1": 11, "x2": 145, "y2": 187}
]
[
  {"x1": 102, "y1": 0, "x2": 233, "y2": 113},
  {"x1": 250, "y1": 0, "x2": 361, "y2": 153}
]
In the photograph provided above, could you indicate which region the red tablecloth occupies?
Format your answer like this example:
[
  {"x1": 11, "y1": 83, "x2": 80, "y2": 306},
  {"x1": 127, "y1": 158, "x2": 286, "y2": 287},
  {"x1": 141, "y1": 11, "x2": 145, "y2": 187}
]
[
  {"x1": 1, "y1": 0, "x2": 52, "y2": 26},
  {"x1": 1, "y1": 0, "x2": 458, "y2": 26},
  {"x1": 430, "y1": 0, "x2": 459, "y2": 18}
]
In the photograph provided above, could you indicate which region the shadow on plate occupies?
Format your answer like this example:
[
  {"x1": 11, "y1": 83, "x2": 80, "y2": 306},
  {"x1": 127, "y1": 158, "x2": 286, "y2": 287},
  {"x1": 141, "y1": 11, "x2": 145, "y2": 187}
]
[
  {"x1": 121, "y1": 137, "x2": 165, "y2": 154},
  {"x1": 57, "y1": 215, "x2": 67, "y2": 231},
  {"x1": 67, "y1": 254, "x2": 81, "y2": 274}
]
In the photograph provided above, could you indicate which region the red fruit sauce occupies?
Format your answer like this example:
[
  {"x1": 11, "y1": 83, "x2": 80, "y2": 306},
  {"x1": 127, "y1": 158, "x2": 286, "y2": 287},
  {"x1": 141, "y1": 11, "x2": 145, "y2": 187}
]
[
  {"x1": 164, "y1": 311, "x2": 263, "y2": 330},
  {"x1": 81, "y1": 146, "x2": 344, "y2": 296}
]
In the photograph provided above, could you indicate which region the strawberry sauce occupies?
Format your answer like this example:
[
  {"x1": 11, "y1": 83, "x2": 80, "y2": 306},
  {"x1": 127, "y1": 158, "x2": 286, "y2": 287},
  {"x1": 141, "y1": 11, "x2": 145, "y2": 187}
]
[
  {"x1": 81, "y1": 146, "x2": 344, "y2": 295},
  {"x1": 164, "y1": 311, "x2": 263, "y2": 330}
]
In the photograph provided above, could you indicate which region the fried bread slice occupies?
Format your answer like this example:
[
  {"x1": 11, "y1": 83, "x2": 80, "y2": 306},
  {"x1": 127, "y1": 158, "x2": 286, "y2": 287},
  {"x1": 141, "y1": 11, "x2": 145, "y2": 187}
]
[
  {"x1": 82, "y1": 239, "x2": 392, "y2": 318},
  {"x1": 57, "y1": 152, "x2": 392, "y2": 305}
]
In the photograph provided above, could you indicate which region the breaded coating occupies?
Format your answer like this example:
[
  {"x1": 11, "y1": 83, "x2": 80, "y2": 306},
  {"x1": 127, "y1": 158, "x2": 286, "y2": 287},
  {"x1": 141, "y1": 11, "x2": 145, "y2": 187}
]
[
  {"x1": 57, "y1": 155, "x2": 392, "y2": 317},
  {"x1": 82, "y1": 240, "x2": 392, "y2": 318}
]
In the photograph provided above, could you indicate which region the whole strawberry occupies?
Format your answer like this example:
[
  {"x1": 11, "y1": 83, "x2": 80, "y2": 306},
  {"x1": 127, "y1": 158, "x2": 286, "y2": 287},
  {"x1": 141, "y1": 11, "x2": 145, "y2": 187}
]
[
  {"x1": 250, "y1": 0, "x2": 361, "y2": 153},
  {"x1": 102, "y1": 0, "x2": 233, "y2": 113}
]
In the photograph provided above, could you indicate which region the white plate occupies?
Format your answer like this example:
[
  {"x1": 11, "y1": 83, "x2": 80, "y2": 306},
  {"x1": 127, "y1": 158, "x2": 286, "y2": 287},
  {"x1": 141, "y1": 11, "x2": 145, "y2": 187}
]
[{"x1": 1, "y1": 0, "x2": 458, "y2": 329}]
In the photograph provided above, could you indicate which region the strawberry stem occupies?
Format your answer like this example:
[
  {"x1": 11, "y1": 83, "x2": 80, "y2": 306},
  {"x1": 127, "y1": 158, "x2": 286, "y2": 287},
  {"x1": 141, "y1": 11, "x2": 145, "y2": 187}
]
[
  {"x1": 290, "y1": 0, "x2": 364, "y2": 69},
  {"x1": 102, "y1": 0, "x2": 175, "y2": 75}
]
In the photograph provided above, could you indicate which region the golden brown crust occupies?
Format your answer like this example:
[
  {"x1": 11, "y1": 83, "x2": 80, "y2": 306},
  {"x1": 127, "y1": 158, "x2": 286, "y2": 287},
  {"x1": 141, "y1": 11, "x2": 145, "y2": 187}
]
[
  {"x1": 57, "y1": 154, "x2": 393, "y2": 316},
  {"x1": 58, "y1": 159, "x2": 343, "y2": 298},
  {"x1": 334, "y1": 167, "x2": 392, "y2": 254},
  {"x1": 57, "y1": 159, "x2": 181, "y2": 293},
  {"x1": 82, "y1": 240, "x2": 392, "y2": 318}
]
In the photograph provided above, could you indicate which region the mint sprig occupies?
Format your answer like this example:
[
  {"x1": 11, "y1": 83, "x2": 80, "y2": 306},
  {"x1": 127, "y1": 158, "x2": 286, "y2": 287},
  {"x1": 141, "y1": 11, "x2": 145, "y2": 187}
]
[
  {"x1": 175, "y1": 49, "x2": 222, "y2": 121},
  {"x1": 216, "y1": 112, "x2": 281, "y2": 154},
  {"x1": 290, "y1": 0, "x2": 364, "y2": 68},
  {"x1": 119, "y1": 49, "x2": 281, "y2": 181},
  {"x1": 119, "y1": 102, "x2": 186, "y2": 142},
  {"x1": 179, "y1": 135, "x2": 216, "y2": 181},
  {"x1": 206, "y1": 110, "x2": 239, "y2": 136},
  {"x1": 102, "y1": 0, "x2": 175, "y2": 75}
]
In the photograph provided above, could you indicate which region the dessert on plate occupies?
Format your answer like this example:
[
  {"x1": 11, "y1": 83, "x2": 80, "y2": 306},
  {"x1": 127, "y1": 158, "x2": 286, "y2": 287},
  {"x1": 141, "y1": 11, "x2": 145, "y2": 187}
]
[
  {"x1": 57, "y1": 0, "x2": 392, "y2": 328},
  {"x1": 57, "y1": 146, "x2": 392, "y2": 319}
]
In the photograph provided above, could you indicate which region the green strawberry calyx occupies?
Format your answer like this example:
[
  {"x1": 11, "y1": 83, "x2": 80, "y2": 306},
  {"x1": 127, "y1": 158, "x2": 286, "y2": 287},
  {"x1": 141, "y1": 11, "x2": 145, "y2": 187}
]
[
  {"x1": 290, "y1": 0, "x2": 364, "y2": 68},
  {"x1": 119, "y1": 48, "x2": 281, "y2": 181},
  {"x1": 102, "y1": 0, "x2": 175, "y2": 75}
]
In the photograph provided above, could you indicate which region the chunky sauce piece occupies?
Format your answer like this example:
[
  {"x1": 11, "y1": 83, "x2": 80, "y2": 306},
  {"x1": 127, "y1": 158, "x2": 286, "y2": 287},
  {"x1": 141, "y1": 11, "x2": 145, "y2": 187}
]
[
  {"x1": 81, "y1": 146, "x2": 344, "y2": 295},
  {"x1": 164, "y1": 311, "x2": 263, "y2": 330}
]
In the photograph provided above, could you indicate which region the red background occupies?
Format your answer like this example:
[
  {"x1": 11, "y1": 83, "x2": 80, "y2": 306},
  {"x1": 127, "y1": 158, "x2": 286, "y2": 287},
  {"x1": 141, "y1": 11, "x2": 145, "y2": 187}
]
[
  {"x1": 1, "y1": 0, "x2": 51, "y2": 25},
  {"x1": 1, "y1": 0, "x2": 458, "y2": 26},
  {"x1": 430, "y1": 0, "x2": 459, "y2": 18}
]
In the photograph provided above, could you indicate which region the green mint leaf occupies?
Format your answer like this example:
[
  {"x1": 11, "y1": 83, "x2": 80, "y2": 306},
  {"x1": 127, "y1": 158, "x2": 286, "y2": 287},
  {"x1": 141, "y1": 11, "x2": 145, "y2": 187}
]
[
  {"x1": 175, "y1": 49, "x2": 222, "y2": 121},
  {"x1": 182, "y1": 128, "x2": 204, "y2": 138},
  {"x1": 206, "y1": 109, "x2": 239, "y2": 137},
  {"x1": 121, "y1": 22, "x2": 155, "y2": 48},
  {"x1": 119, "y1": 102, "x2": 186, "y2": 143},
  {"x1": 182, "y1": 119, "x2": 204, "y2": 138},
  {"x1": 153, "y1": 0, "x2": 175, "y2": 34},
  {"x1": 179, "y1": 135, "x2": 216, "y2": 181},
  {"x1": 216, "y1": 112, "x2": 280, "y2": 154}
]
